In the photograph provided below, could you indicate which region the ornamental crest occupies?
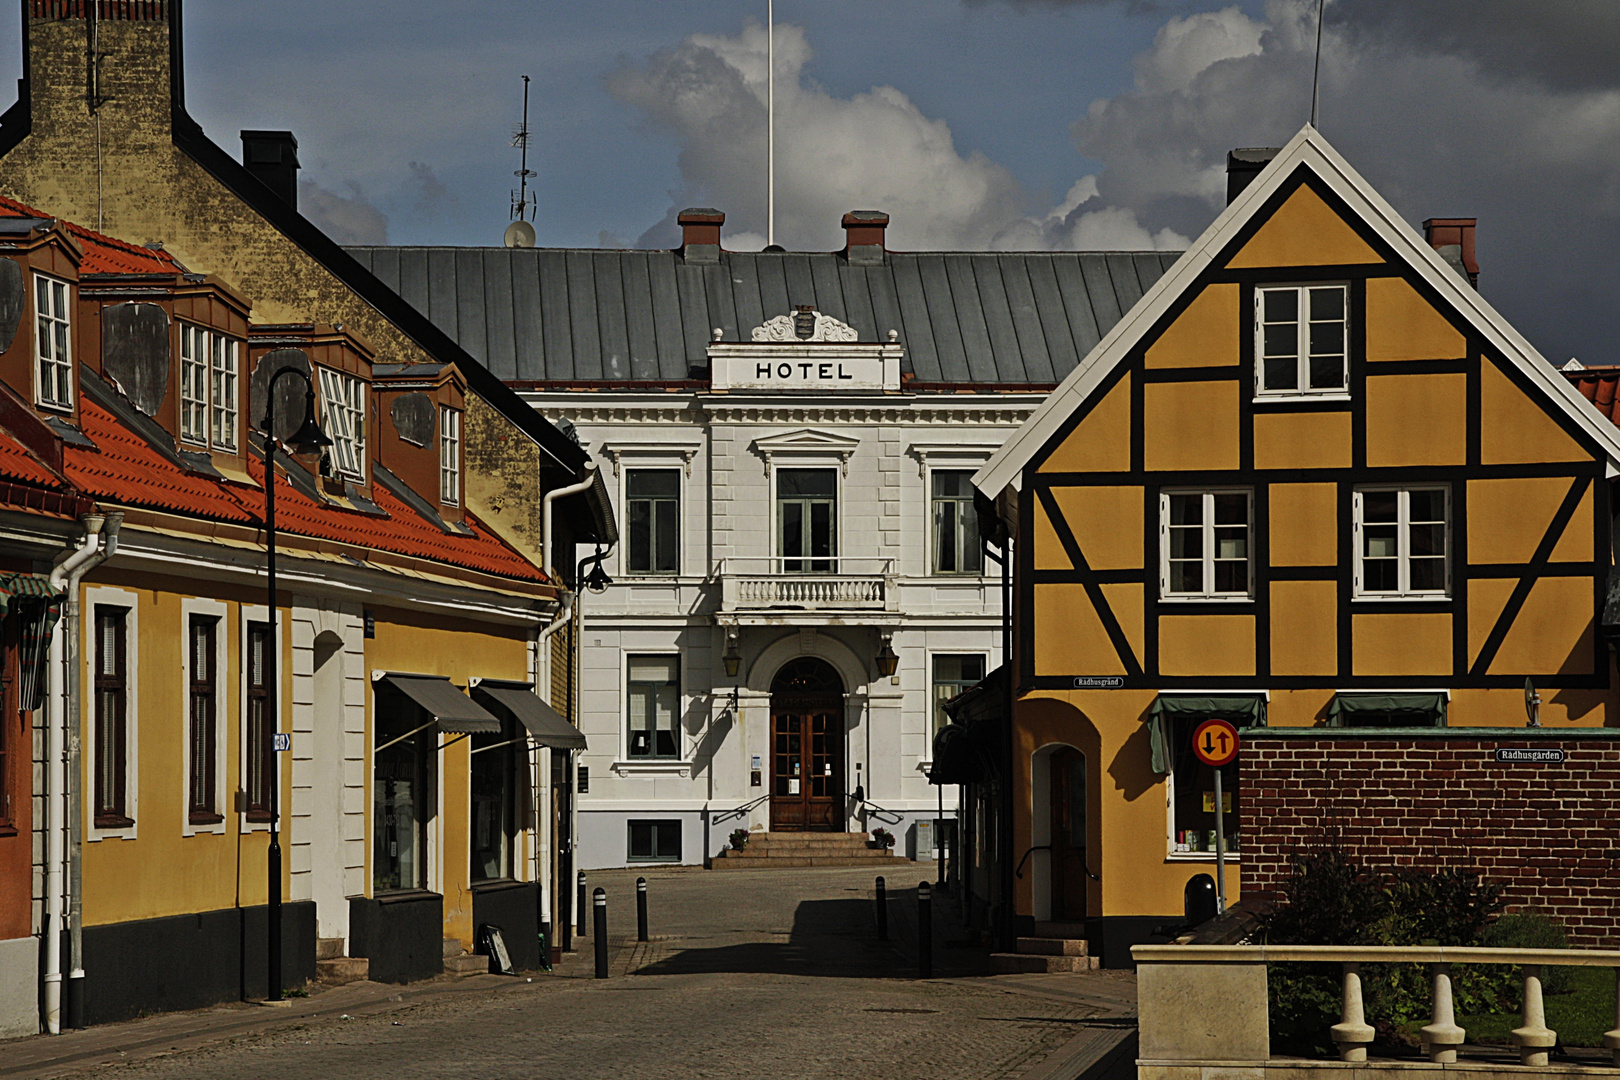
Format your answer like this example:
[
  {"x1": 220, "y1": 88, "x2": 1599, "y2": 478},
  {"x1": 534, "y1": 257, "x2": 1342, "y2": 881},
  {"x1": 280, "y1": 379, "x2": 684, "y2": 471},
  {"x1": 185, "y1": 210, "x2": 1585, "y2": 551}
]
[{"x1": 751, "y1": 306, "x2": 859, "y2": 343}]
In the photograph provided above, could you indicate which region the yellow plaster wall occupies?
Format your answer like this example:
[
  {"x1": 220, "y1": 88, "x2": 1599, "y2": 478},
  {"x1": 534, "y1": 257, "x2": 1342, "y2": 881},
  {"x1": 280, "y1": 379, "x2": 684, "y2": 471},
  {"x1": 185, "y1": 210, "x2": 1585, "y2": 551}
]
[
  {"x1": 1039, "y1": 375, "x2": 1132, "y2": 473},
  {"x1": 1365, "y1": 373, "x2": 1467, "y2": 467},
  {"x1": 1467, "y1": 578, "x2": 1516, "y2": 670},
  {"x1": 1468, "y1": 477, "x2": 1583, "y2": 565},
  {"x1": 1487, "y1": 576, "x2": 1596, "y2": 676},
  {"x1": 1144, "y1": 381, "x2": 1239, "y2": 472},
  {"x1": 1365, "y1": 277, "x2": 1466, "y2": 361},
  {"x1": 1551, "y1": 485, "x2": 1595, "y2": 564},
  {"x1": 1052, "y1": 487, "x2": 1144, "y2": 570},
  {"x1": 1254, "y1": 412, "x2": 1351, "y2": 471},
  {"x1": 1144, "y1": 284, "x2": 1239, "y2": 369},
  {"x1": 365, "y1": 612, "x2": 529, "y2": 949},
  {"x1": 1268, "y1": 483, "x2": 1338, "y2": 565},
  {"x1": 1226, "y1": 185, "x2": 1383, "y2": 269},
  {"x1": 1267, "y1": 689, "x2": 1336, "y2": 728},
  {"x1": 1033, "y1": 496, "x2": 1071, "y2": 570},
  {"x1": 1158, "y1": 615, "x2": 1255, "y2": 676},
  {"x1": 1034, "y1": 585, "x2": 1122, "y2": 676},
  {"x1": 1100, "y1": 583, "x2": 1145, "y2": 670},
  {"x1": 1449, "y1": 687, "x2": 1609, "y2": 726},
  {"x1": 1270, "y1": 582, "x2": 1338, "y2": 677},
  {"x1": 1351, "y1": 612, "x2": 1452, "y2": 676},
  {"x1": 1480, "y1": 360, "x2": 1590, "y2": 465}
]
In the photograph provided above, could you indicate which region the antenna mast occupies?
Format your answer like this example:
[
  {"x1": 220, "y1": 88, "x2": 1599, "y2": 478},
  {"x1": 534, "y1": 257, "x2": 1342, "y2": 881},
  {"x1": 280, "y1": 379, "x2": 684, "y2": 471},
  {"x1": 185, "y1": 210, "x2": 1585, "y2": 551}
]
[
  {"x1": 767, "y1": 0, "x2": 775, "y2": 248},
  {"x1": 1309, "y1": 0, "x2": 1325, "y2": 128},
  {"x1": 511, "y1": 75, "x2": 536, "y2": 223}
]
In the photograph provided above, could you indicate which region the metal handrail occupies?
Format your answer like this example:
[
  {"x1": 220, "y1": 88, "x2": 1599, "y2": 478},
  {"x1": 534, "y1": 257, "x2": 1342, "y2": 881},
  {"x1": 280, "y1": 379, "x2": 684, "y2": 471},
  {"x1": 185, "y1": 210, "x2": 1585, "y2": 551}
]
[
  {"x1": 1015, "y1": 842, "x2": 1100, "y2": 882},
  {"x1": 854, "y1": 796, "x2": 904, "y2": 826},
  {"x1": 711, "y1": 793, "x2": 770, "y2": 826}
]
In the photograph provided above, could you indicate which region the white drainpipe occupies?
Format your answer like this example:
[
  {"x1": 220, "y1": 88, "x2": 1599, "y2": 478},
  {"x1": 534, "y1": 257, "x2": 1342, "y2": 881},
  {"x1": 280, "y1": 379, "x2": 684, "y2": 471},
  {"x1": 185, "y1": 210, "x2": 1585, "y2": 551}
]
[
  {"x1": 42, "y1": 511, "x2": 118, "y2": 1034},
  {"x1": 540, "y1": 464, "x2": 598, "y2": 584}
]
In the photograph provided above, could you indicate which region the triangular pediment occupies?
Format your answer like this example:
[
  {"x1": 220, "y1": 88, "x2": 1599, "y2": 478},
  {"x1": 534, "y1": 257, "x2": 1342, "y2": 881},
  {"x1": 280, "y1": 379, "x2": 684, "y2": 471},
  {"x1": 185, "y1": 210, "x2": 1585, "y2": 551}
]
[
  {"x1": 976, "y1": 124, "x2": 1620, "y2": 496},
  {"x1": 752, "y1": 428, "x2": 862, "y2": 456}
]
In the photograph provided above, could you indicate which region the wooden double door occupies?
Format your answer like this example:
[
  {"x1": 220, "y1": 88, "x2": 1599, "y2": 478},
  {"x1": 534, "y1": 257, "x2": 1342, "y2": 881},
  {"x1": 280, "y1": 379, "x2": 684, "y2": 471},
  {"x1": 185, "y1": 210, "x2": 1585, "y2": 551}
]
[
  {"x1": 768, "y1": 658, "x2": 845, "y2": 831},
  {"x1": 1049, "y1": 747, "x2": 1090, "y2": 921}
]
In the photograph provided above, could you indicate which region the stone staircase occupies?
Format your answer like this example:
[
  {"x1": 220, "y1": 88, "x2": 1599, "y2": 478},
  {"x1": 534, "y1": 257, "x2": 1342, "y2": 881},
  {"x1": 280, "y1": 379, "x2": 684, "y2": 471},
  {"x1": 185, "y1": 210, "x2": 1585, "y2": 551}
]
[
  {"x1": 443, "y1": 937, "x2": 488, "y2": 977},
  {"x1": 711, "y1": 831, "x2": 906, "y2": 870},
  {"x1": 989, "y1": 921, "x2": 1099, "y2": 973},
  {"x1": 315, "y1": 937, "x2": 368, "y2": 985}
]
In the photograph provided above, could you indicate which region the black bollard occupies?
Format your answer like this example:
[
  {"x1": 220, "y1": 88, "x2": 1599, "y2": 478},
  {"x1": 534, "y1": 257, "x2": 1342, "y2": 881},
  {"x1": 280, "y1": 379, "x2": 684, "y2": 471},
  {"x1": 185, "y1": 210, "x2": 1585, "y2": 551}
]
[
  {"x1": 577, "y1": 870, "x2": 588, "y2": 937},
  {"x1": 875, "y1": 876, "x2": 889, "y2": 940},
  {"x1": 918, "y1": 882, "x2": 933, "y2": 979},
  {"x1": 593, "y1": 888, "x2": 609, "y2": 979},
  {"x1": 636, "y1": 877, "x2": 649, "y2": 943}
]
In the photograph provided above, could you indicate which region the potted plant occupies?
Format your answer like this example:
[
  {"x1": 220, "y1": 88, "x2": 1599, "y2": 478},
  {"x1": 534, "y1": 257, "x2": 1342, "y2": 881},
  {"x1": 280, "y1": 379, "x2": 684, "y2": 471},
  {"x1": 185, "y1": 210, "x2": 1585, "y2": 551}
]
[
  {"x1": 870, "y1": 827, "x2": 895, "y2": 850},
  {"x1": 729, "y1": 828, "x2": 750, "y2": 852}
]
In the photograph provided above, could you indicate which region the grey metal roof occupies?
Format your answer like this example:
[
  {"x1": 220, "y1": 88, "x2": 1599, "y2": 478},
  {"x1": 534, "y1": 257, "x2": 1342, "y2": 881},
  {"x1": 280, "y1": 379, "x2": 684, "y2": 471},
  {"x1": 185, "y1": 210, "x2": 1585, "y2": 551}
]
[{"x1": 343, "y1": 247, "x2": 1180, "y2": 386}]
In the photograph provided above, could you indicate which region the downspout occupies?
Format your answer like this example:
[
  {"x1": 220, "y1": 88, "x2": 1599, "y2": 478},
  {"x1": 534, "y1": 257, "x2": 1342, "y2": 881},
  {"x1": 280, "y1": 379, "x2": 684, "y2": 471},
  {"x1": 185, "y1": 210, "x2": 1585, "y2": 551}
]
[
  {"x1": 540, "y1": 464, "x2": 598, "y2": 583},
  {"x1": 45, "y1": 511, "x2": 120, "y2": 1032},
  {"x1": 534, "y1": 590, "x2": 574, "y2": 948}
]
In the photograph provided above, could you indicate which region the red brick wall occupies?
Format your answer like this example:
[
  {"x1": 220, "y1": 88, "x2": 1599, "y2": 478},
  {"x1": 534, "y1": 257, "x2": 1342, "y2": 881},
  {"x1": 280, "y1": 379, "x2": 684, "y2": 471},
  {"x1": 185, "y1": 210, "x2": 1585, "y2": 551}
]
[{"x1": 1242, "y1": 736, "x2": 1620, "y2": 948}]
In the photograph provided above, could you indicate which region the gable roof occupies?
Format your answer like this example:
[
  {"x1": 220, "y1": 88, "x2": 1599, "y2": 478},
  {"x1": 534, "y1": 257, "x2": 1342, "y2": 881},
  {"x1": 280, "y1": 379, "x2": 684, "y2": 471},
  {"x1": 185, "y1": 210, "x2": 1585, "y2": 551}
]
[
  {"x1": 0, "y1": 193, "x2": 181, "y2": 275},
  {"x1": 344, "y1": 246, "x2": 1179, "y2": 388},
  {"x1": 974, "y1": 125, "x2": 1620, "y2": 497}
]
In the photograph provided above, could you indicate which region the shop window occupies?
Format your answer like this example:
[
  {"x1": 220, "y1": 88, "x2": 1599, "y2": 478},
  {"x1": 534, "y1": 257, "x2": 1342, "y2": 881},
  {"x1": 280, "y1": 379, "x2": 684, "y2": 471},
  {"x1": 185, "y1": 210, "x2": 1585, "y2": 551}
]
[
  {"x1": 318, "y1": 367, "x2": 367, "y2": 482},
  {"x1": 932, "y1": 654, "x2": 985, "y2": 739},
  {"x1": 93, "y1": 607, "x2": 130, "y2": 827},
  {"x1": 439, "y1": 405, "x2": 461, "y2": 506},
  {"x1": 1160, "y1": 489, "x2": 1252, "y2": 600},
  {"x1": 932, "y1": 470, "x2": 983, "y2": 574},
  {"x1": 1255, "y1": 283, "x2": 1347, "y2": 396},
  {"x1": 245, "y1": 622, "x2": 274, "y2": 822},
  {"x1": 470, "y1": 716, "x2": 517, "y2": 882},
  {"x1": 627, "y1": 655, "x2": 679, "y2": 759},
  {"x1": 374, "y1": 690, "x2": 435, "y2": 892},
  {"x1": 1167, "y1": 715, "x2": 1241, "y2": 855},
  {"x1": 777, "y1": 468, "x2": 836, "y2": 572},
  {"x1": 626, "y1": 468, "x2": 679, "y2": 574},
  {"x1": 35, "y1": 273, "x2": 73, "y2": 410},
  {"x1": 187, "y1": 616, "x2": 221, "y2": 824},
  {"x1": 628, "y1": 820, "x2": 680, "y2": 862},
  {"x1": 1354, "y1": 487, "x2": 1449, "y2": 597}
]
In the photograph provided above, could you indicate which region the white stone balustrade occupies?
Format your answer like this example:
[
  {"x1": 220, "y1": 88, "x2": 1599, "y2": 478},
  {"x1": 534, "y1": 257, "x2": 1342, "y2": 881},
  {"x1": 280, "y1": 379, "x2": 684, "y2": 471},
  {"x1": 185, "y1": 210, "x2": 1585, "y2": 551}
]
[
  {"x1": 718, "y1": 558, "x2": 897, "y2": 612},
  {"x1": 1135, "y1": 943, "x2": 1620, "y2": 1076}
]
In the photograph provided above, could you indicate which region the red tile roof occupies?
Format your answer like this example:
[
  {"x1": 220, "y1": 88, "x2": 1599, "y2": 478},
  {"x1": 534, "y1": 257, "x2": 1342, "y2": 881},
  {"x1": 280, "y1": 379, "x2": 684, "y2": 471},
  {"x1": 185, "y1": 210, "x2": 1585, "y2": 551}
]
[
  {"x1": 0, "y1": 194, "x2": 180, "y2": 275},
  {"x1": 1567, "y1": 367, "x2": 1620, "y2": 423},
  {"x1": 65, "y1": 399, "x2": 257, "y2": 523},
  {"x1": 0, "y1": 425, "x2": 64, "y2": 488}
]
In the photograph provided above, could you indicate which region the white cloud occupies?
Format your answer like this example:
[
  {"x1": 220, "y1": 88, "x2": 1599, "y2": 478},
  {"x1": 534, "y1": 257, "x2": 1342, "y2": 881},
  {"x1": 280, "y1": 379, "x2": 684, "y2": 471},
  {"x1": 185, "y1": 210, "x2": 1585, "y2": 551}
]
[{"x1": 299, "y1": 179, "x2": 388, "y2": 244}]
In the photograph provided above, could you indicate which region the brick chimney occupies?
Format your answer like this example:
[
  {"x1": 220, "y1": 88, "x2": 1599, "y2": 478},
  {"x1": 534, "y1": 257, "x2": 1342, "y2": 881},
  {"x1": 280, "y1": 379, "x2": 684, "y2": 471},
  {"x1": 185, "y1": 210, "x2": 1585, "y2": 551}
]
[
  {"x1": 240, "y1": 131, "x2": 300, "y2": 211},
  {"x1": 678, "y1": 208, "x2": 723, "y2": 264},
  {"x1": 1423, "y1": 218, "x2": 1478, "y2": 289},
  {"x1": 1226, "y1": 148, "x2": 1280, "y2": 205},
  {"x1": 841, "y1": 211, "x2": 888, "y2": 266}
]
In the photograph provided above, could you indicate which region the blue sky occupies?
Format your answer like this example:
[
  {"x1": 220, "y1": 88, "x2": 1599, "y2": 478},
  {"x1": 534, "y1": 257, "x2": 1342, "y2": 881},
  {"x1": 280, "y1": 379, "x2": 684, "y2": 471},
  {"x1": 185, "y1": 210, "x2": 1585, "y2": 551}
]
[{"x1": 1, "y1": 1, "x2": 1616, "y2": 365}]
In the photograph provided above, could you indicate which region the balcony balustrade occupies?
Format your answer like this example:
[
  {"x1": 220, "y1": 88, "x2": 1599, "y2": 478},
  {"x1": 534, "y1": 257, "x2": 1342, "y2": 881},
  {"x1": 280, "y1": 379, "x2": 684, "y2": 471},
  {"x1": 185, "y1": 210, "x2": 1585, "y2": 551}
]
[{"x1": 718, "y1": 557, "x2": 896, "y2": 612}]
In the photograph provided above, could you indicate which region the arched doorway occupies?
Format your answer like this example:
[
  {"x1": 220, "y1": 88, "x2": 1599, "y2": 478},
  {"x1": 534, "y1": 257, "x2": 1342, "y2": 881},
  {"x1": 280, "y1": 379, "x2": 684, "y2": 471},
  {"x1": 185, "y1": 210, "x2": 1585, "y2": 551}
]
[
  {"x1": 1031, "y1": 743, "x2": 1090, "y2": 923},
  {"x1": 768, "y1": 658, "x2": 844, "y2": 831}
]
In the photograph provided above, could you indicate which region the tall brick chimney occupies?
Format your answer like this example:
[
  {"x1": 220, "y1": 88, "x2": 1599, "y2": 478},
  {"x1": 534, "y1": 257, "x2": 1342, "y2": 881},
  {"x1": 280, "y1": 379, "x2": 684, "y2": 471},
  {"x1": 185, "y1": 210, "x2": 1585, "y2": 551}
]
[
  {"x1": 678, "y1": 208, "x2": 723, "y2": 264},
  {"x1": 1424, "y1": 218, "x2": 1478, "y2": 289},
  {"x1": 240, "y1": 131, "x2": 300, "y2": 211},
  {"x1": 841, "y1": 210, "x2": 888, "y2": 266}
]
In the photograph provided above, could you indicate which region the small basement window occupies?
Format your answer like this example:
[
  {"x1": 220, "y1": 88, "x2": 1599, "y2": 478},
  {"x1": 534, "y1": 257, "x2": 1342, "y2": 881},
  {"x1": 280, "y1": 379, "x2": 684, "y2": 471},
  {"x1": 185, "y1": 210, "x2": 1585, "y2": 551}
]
[{"x1": 628, "y1": 820, "x2": 681, "y2": 863}]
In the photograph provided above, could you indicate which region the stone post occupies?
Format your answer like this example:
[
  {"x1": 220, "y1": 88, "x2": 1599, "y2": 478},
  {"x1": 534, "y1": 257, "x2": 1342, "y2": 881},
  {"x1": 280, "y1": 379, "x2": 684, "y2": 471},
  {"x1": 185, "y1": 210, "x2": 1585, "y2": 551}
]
[
  {"x1": 1419, "y1": 963, "x2": 1465, "y2": 1064},
  {"x1": 1329, "y1": 961, "x2": 1375, "y2": 1062}
]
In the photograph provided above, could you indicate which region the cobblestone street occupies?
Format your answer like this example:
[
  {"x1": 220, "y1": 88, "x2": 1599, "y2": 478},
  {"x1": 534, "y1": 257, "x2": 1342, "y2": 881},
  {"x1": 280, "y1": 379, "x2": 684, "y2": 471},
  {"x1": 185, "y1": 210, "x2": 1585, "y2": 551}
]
[{"x1": 5, "y1": 868, "x2": 1136, "y2": 1080}]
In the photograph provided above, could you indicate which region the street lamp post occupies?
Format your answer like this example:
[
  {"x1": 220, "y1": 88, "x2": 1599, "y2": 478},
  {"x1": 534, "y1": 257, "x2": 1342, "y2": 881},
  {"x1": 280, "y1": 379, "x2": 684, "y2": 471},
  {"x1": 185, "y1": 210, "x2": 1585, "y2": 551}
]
[{"x1": 260, "y1": 367, "x2": 331, "y2": 1002}]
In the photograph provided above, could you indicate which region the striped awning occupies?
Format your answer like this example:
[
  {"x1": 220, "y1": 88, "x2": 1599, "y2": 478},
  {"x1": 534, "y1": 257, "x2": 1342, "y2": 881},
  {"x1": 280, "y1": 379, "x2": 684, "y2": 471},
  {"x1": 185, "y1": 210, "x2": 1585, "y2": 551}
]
[{"x1": 0, "y1": 572, "x2": 61, "y2": 618}]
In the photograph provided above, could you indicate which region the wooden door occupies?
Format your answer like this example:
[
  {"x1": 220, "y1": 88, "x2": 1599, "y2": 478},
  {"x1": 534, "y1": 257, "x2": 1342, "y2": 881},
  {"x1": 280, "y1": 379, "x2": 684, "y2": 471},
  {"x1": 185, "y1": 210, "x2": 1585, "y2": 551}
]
[
  {"x1": 1049, "y1": 748, "x2": 1089, "y2": 921},
  {"x1": 770, "y1": 707, "x2": 841, "y2": 831}
]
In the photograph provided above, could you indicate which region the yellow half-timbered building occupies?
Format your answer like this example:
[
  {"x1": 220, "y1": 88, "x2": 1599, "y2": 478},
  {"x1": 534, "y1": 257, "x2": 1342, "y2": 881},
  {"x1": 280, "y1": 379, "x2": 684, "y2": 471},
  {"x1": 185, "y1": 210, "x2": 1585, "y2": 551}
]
[{"x1": 971, "y1": 126, "x2": 1620, "y2": 967}]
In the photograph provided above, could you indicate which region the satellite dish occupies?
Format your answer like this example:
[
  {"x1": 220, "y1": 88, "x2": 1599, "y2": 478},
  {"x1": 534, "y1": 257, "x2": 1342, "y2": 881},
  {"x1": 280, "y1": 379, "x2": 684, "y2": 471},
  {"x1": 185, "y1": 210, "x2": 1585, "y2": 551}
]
[{"x1": 503, "y1": 220, "x2": 536, "y2": 249}]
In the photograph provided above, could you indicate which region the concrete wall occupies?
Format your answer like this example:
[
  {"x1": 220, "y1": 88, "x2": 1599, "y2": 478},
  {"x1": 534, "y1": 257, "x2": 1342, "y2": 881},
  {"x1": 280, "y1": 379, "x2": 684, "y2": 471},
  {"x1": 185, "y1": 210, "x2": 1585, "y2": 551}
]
[{"x1": 0, "y1": 936, "x2": 36, "y2": 1039}]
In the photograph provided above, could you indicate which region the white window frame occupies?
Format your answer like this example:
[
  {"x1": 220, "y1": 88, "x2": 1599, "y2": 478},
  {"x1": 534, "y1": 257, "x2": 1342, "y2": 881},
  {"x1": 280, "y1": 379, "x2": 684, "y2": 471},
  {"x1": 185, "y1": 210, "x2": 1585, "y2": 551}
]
[
  {"x1": 85, "y1": 586, "x2": 139, "y2": 842},
  {"x1": 1254, "y1": 282, "x2": 1349, "y2": 398},
  {"x1": 210, "y1": 334, "x2": 239, "y2": 451},
  {"x1": 1158, "y1": 488, "x2": 1254, "y2": 602},
  {"x1": 179, "y1": 323, "x2": 209, "y2": 445},
  {"x1": 600, "y1": 441, "x2": 702, "y2": 580},
  {"x1": 1352, "y1": 485, "x2": 1452, "y2": 599},
  {"x1": 929, "y1": 651, "x2": 988, "y2": 743},
  {"x1": 180, "y1": 598, "x2": 229, "y2": 837},
  {"x1": 238, "y1": 604, "x2": 280, "y2": 834},
  {"x1": 623, "y1": 652, "x2": 684, "y2": 763},
  {"x1": 34, "y1": 272, "x2": 73, "y2": 411},
  {"x1": 771, "y1": 461, "x2": 841, "y2": 572},
  {"x1": 928, "y1": 467, "x2": 985, "y2": 577},
  {"x1": 623, "y1": 465, "x2": 683, "y2": 577},
  {"x1": 438, "y1": 405, "x2": 460, "y2": 506},
  {"x1": 317, "y1": 367, "x2": 367, "y2": 483},
  {"x1": 1159, "y1": 690, "x2": 1265, "y2": 862}
]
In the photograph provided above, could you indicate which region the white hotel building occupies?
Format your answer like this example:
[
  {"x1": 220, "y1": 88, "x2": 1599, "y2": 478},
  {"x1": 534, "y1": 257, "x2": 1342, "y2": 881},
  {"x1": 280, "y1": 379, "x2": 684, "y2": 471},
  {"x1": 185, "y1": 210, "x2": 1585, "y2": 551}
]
[{"x1": 350, "y1": 211, "x2": 1173, "y2": 868}]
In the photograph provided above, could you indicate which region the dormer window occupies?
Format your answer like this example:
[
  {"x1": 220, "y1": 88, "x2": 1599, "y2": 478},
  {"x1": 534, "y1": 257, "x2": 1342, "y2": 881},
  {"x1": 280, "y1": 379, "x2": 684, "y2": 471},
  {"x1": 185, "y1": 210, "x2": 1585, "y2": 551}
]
[
  {"x1": 34, "y1": 273, "x2": 72, "y2": 410},
  {"x1": 180, "y1": 324, "x2": 240, "y2": 451},
  {"x1": 318, "y1": 367, "x2": 366, "y2": 482},
  {"x1": 439, "y1": 405, "x2": 460, "y2": 505}
]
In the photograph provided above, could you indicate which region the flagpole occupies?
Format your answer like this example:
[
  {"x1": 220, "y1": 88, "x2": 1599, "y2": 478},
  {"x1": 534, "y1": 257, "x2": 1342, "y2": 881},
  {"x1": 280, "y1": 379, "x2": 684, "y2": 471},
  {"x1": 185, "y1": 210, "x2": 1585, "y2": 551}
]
[{"x1": 767, "y1": 0, "x2": 775, "y2": 248}]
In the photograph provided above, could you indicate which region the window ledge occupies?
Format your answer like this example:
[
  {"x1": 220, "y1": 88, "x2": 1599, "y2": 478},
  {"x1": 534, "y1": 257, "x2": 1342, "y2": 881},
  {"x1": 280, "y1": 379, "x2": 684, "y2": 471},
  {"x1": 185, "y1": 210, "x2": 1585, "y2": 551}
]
[
  {"x1": 1252, "y1": 393, "x2": 1351, "y2": 404},
  {"x1": 1159, "y1": 596, "x2": 1255, "y2": 604},
  {"x1": 1351, "y1": 593, "x2": 1451, "y2": 603},
  {"x1": 1166, "y1": 852, "x2": 1242, "y2": 863},
  {"x1": 611, "y1": 760, "x2": 693, "y2": 778}
]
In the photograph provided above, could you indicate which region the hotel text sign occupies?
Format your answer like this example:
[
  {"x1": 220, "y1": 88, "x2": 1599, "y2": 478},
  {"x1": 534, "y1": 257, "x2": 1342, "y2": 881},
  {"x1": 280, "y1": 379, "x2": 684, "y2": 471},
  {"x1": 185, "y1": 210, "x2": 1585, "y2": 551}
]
[{"x1": 708, "y1": 345, "x2": 901, "y2": 392}]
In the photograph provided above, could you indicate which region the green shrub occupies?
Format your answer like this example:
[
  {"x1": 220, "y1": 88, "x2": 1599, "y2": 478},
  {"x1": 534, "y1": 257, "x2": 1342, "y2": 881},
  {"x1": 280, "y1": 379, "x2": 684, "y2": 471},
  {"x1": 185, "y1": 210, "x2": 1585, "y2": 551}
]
[{"x1": 1480, "y1": 911, "x2": 1573, "y2": 997}]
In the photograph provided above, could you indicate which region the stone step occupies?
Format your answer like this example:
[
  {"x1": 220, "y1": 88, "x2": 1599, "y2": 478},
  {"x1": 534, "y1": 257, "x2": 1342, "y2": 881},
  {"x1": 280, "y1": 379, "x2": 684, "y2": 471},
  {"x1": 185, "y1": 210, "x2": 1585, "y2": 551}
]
[
  {"x1": 443, "y1": 938, "x2": 466, "y2": 959},
  {"x1": 1016, "y1": 936, "x2": 1089, "y2": 957},
  {"x1": 727, "y1": 843, "x2": 881, "y2": 856},
  {"x1": 316, "y1": 937, "x2": 346, "y2": 961},
  {"x1": 711, "y1": 854, "x2": 908, "y2": 870},
  {"x1": 989, "y1": 952, "x2": 1099, "y2": 974},
  {"x1": 316, "y1": 956, "x2": 369, "y2": 985},
  {"x1": 443, "y1": 952, "x2": 488, "y2": 977},
  {"x1": 1034, "y1": 921, "x2": 1088, "y2": 939}
]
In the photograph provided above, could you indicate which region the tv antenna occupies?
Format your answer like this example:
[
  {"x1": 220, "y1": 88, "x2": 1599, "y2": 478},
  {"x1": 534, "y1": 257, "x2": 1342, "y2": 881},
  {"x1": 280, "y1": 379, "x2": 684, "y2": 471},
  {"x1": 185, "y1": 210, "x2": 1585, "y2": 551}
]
[
  {"x1": 506, "y1": 74, "x2": 537, "y2": 247},
  {"x1": 1309, "y1": 0, "x2": 1325, "y2": 128}
]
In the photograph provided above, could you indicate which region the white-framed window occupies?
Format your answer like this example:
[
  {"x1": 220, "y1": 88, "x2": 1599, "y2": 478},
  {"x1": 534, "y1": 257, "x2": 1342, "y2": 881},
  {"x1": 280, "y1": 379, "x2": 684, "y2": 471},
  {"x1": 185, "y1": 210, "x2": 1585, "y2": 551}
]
[
  {"x1": 626, "y1": 468, "x2": 680, "y2": 575},
  {"x1": 931, "y1": 653, "x2": 986, "y2": 739},
  {"x1": 34, "y1": 273, "x2": 73, "y2": 409},
  {"x1": 626, "y1": 654, "x2": 680, "y2": 760},
  {"x1": 1255, "y1": 283, "x2": 1348, "y2": 396},
  {"x1": 776, "y1": 467, "x2": 838, "y2": 573},
  {"x1": 85, "y1": 586, "x2": 139, "y2": 841},
  {"x1": 179, "y1": 323, "x2": 208, "y2": 443},
  {"x1": 1165, "y1": 714, "x2": 1241, "y2": 858},
  {"x1": 1160, "y1": 489, "x2": 1253, "y2": 600},
  {"x1": 210, "y1": 335, "x2": 239, "y2": 451},
  {"x1": 317, "y1": 367, "x2": 367, "y2": 482},
  {"x1": 931, "y1": 469, "x2": 983, "y2": 575},
  {"x1": 238, "y1": 604, "x2": 279, "y2": 834},
  {"x1": 1353, "y1": 486, "x2": 1450, "y2": 597},
  {"x1": 438, "y1": 405, "x2": 460, "y2": 506},
  {"x1": 181, "y1": 598, "x2": 229, "y2": 836}
]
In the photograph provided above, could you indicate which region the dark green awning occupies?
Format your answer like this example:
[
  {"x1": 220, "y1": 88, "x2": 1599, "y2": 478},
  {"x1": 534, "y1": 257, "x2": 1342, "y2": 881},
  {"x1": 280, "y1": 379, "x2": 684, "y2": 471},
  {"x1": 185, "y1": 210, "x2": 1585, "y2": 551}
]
[
  {"x1": 376, "y1": 673, "x2": 500, "y2": 734},
  {"x1": 1326, "y1": 693, "x2": 1447, "y2": 728},
  {"x1": 1146, "y1": 695, "x2": 1267, "y2": 775},
  {"x1": 473, "y1": 679, "x2": 586, "y2": 750},
  {"x1": 0, "y1": 572, "x2": 61, "y2": 619}
]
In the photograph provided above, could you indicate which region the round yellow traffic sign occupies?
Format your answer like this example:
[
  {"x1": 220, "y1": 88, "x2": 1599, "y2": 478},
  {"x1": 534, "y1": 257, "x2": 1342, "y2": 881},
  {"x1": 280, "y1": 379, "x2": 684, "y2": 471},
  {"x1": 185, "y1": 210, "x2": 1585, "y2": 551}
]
[{"x1": 1192, "y1": 718, "x2": 1239, "y2": 768}]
